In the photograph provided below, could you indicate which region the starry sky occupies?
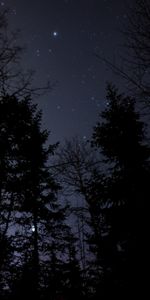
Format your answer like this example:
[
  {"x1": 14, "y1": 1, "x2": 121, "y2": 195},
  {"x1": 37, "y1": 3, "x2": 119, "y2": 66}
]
[{"x1": 1, "y1": 0, "x2": 131, "y2": 143}]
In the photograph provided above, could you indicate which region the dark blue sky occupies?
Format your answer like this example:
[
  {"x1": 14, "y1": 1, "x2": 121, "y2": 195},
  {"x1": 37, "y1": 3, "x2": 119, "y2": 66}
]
[{"x1": 1, "y1": 0, "x2": 130, "y2": 143}]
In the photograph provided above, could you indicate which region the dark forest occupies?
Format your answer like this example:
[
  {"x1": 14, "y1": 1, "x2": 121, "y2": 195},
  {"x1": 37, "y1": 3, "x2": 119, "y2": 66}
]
[{"x1": 0, "y1": 1, "x2": 149, "y2": 299}]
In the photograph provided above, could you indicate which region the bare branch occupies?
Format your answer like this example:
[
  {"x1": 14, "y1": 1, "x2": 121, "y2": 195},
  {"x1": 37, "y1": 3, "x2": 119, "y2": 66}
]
[
  {"x1": 95, "y1": 1, "x2": 150, "y2": 111},
  {"x1": 0, "y1": 10, "x2": 52, "y2": 99}
]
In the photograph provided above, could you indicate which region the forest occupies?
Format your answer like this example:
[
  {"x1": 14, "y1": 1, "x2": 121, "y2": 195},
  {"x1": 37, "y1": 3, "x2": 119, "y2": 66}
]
[{"x1": 0, "y1": 1, "x2": 149, "y2": 299}]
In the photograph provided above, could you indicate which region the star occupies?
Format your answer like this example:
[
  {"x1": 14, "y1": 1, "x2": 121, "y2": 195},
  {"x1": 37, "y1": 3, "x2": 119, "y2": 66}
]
[
  {"x1": 53, "y1": 31, "x2": 58, "y2": 37},
  {"x1": 31, "y1": 225, "x2": 35, "y2": 232}
]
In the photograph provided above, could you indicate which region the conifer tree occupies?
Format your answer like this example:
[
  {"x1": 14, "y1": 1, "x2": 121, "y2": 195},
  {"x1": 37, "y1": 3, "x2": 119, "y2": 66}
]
[
  {"x1": 91, "y1": 84, "x2": 150, "y2": 296},
  {"x1": 0, "y1": 94, "x2": 65, "y2": 298}
]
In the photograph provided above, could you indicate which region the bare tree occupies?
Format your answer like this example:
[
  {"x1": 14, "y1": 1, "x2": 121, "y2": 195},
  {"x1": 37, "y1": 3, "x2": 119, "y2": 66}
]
[
  {"x1": 0, "y1": 10, "x2": 51, "y2": 99},
  {"x1": 52, "y1": 137, "x2": 101, "y2": 194},
  {"x1": 52, "y1": 137, "x2": 95, "y2": 266},
  {"x1": 51, "y1": 137, "x2": 104, "y2": 277},
  {"x1": 96, "y1": 0, "x2": 150, "y2": 109}
]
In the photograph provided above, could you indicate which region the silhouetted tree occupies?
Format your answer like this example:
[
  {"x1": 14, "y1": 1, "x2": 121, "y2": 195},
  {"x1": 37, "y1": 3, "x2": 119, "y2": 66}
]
[
  {"x1": 0, "y1": 10, "x2": 50, "y2": 99},
  {"x1": 43, "y1": 225, "x2": 83, "y2": 300},
  {"x1": 96, "y1": 0, "x2": 150, "y2": 107},
  {"x1": 0, "y1": 94, "x2": 71, "y2": 298},
  {"x1": 52, "y1": 137, "x2": 107, "y2": 298},
  {"x1": 62, "y1": 229, "x2": 83, "y2": 300},
  {"x1": 91, "y1": 84, "x2": 150, "y2": 297},
  {"x1": 0, "y1": 11, "x2": 85, "y2": 298},
  {"x1": 122, "y1": 0, "x2": 150, "y2": 101},
  {"x1": 52, "y1": 138, "x2": 100, "y2": 273}
]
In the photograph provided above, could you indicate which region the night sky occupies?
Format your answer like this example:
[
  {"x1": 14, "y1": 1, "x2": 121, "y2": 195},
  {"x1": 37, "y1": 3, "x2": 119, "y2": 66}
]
[{"x1": 1, "y1": 0, "x2": 130, "y2": 143}]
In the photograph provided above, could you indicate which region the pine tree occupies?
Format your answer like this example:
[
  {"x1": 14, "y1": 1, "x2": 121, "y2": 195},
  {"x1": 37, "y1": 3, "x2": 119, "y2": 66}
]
[
  {"x1": 91, "y1": 84, "x2": 150, "y2": 297},
  {"x1": 0, "y1": 94, "x2": 63, "y2": 298}
]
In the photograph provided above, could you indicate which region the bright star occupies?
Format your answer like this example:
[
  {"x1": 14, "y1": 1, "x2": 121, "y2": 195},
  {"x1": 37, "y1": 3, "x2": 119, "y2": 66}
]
[
  {"x1": 53, "y1": 31, "x2": 58, "y2": 37},
  {"x1": 31, "y1": 225, "x2": 35, "y2": 232}
]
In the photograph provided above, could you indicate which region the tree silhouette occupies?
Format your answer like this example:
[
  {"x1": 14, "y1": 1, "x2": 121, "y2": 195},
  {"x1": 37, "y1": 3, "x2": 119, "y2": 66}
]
[
  {"x1": 52, "y1": 138, "x2": 108, "y2": 298},
  {"x1": 0, "y1": 94, "x2": 74, "y2": 298},
  {"x1": 0, "y1": 10, "x2": 50, "y2": 99},
  {"x1": 92, "y1": 84, "x2": 150, "y2": 297},
  {"x1": 52, "y1": 138, "x2": 101, "y2": 274},
  {"x1": 96, "y1": 0, "x2": 150, "y2": 107},
  {"x1": 122, "y1": 0, "x2": 150, "y2": 101}
]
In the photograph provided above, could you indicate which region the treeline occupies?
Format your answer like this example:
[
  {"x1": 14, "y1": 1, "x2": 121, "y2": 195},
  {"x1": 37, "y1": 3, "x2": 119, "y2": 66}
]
[{"x1": 0, "y1": 3, "x2": 149, "y2": 299}]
